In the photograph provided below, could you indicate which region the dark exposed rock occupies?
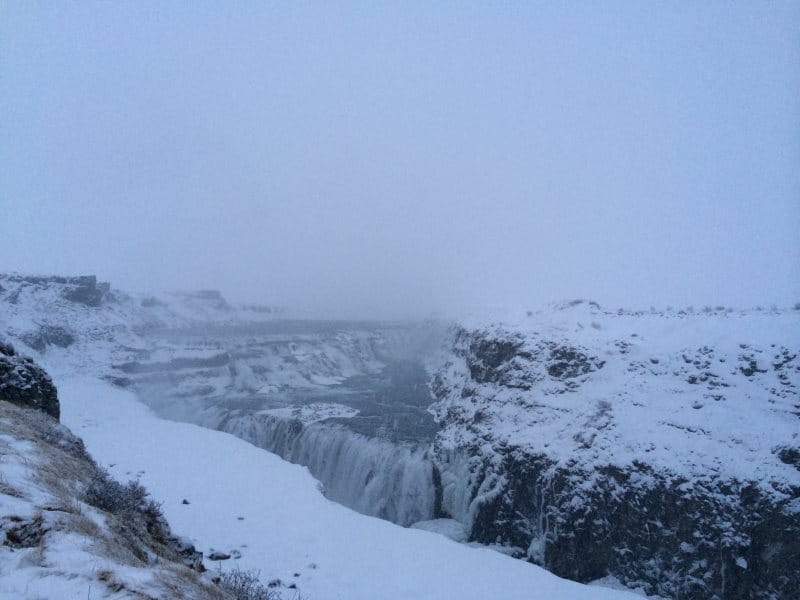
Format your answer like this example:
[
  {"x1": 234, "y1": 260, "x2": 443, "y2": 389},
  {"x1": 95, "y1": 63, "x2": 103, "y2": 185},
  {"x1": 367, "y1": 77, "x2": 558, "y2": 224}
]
[
  {"x1": 114, "y1": 353, "x2": 231, "y2": 374},
  {"x1": 471, "y1": 339, "x2": 522, "y2": 372},
  {"x1": 3, "y1": 514, "x2": 46, "y2": 548},
  {"x1": 62, "y1": 275, "x2": 109, "y2": 307},
  {"x1": 456, "y1": 328, "x2": 604, "y2": 393},
  {"x1": 775, "y1": 446, "x2": 800, "y2": 471},
  {"x1": 0, "y1": 341, "x2": 60, "y2": 420},
  {"x1": 739, "y1": 356, "x2": 768, "y2": 377},
  {"x1": 20, "y1": 325, "x2": 75, "y2": 353},
  {"x1": 464, "y1": 448, "x2": 800, "y2": 599},
  {"x1": 546, "y1": 345, "x2": 603, "y2": 380},
  {"x1": 168, "y1": 535, "x2": 205, "y2": 571},
  {"x1": 467, "y1": 337, "x2": 525, "y2": 384},
  {"x1": 208, "y1": 550, "x2": 231, "y2": 561}
]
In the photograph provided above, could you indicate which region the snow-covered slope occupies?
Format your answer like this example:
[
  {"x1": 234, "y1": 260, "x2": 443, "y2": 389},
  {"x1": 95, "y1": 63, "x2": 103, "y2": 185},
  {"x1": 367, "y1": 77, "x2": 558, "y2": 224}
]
[
  {"x1": 59, "y1": 377, "x2": 638, "y2": 600},
  {"x1": 0, "y1": 274, "x2": 274, "y2": 383},
  {"x1": 434, "y1": 301, "x2": 799, "y2": 494},
  {"x1": 0, "y1": 399, "x2": 230, "y2": 599}
]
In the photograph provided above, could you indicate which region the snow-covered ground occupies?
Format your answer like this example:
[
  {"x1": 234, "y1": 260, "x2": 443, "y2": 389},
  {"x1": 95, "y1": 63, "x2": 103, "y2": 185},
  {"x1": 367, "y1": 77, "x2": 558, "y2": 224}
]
[
  {"x1": 434, "y1": 301, "x2": 800, "y2": 498},
  {"x1": 0, "y1": 400, "x2": 224, "y2": 600},
  {"x1": 59, "y1": 377, "x2": 638, "y2": 600}
]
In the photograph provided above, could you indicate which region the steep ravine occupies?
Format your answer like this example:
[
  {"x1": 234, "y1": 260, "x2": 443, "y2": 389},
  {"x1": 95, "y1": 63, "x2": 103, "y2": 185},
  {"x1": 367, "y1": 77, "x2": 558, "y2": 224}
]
[
  {"x1": 119, "y1": 325, "x2": 450, "y2": 528},
  {"x1": 111, "y1": 316, "x2": 800, "y2": 599},
  {"x1": 4, "y1": 275, "x2": 798, "y2": 599}
]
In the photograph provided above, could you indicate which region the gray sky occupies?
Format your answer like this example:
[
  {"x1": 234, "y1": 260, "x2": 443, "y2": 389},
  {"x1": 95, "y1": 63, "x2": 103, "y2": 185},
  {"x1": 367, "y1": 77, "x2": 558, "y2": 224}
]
[{"x1": 2, "y1": 2, "x2": 799, "y2": 318}]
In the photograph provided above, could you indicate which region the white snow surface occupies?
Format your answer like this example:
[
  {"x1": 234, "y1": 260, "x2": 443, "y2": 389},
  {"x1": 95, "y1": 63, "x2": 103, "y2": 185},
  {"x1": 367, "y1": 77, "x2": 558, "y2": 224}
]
[
  {"x1": 0, "y1": 401, "x2": 220, "y2": 600},
  {"x1": 433, "y1": 301, "x2": 800, "y2": 498},
  {"x1": 59, "y1": 377, "x2": 637, "y2": 600}
]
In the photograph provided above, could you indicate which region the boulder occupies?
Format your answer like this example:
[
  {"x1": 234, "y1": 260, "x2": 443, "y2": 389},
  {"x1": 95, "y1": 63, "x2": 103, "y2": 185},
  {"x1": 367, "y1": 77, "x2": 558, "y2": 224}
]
[{"x1": 0, "y1": 341, "x2": 60, "y2": 420}]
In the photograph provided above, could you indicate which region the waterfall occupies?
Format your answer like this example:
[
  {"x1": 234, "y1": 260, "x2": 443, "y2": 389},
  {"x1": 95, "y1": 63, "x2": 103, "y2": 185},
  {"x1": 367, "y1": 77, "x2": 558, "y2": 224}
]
[{"x1": 198, "y1": 410, "x2": 439, "y2": 526}]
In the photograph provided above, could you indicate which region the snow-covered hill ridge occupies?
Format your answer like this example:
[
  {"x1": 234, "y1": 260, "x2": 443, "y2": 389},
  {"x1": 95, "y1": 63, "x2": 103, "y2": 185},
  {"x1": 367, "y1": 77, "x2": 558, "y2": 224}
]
[
  {"x1": 434, "y1": 300, "x2": 800, "y2": 493},
  {"x1": 429, "y1": 301, "x2": 799, "y2": 598},
  {"x1": 0, "y1": 273, "x2": 420, "y2": 386}
]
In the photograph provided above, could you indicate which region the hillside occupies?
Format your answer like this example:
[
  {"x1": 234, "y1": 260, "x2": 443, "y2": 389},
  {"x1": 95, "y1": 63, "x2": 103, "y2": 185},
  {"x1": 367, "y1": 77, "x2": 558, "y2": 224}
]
[{"x1": 0, "y1": 343, "x2": 235, "y2": 599}]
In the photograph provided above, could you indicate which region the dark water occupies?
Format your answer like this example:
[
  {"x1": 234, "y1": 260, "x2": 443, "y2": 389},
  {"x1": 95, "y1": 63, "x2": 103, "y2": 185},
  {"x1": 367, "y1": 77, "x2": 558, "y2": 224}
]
[
  {"x1": 317, "y1": 360, "x2": 438, "y2": 443},
  {"x1": 134, "y1": 321, "x2": 440, "y2": 443},
  {"x1": 203, "y1": 360, "x2": 438, "y2": 443}
]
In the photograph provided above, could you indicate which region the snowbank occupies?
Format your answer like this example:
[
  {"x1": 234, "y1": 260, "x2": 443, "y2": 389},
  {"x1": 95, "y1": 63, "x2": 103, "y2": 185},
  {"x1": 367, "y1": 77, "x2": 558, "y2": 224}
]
[{"x1": 60, "y1": 377, "x2": 636, "y2": 600}]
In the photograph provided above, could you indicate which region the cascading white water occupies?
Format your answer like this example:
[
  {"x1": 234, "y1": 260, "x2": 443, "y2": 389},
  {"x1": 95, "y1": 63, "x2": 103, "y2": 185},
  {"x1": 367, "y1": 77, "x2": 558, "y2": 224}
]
[
  {"x1": 197, "y1": 410, "x2": 439, "y2": 526},
  {"x1": 434, "y1": 447, "x2": 506, "y2": 531}
]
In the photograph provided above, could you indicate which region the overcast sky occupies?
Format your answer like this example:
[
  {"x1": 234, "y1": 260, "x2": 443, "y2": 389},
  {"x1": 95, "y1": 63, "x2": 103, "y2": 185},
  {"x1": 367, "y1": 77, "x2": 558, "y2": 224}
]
[{"x1": 2, "y1": 2, "x2": 799, "y2": 318}]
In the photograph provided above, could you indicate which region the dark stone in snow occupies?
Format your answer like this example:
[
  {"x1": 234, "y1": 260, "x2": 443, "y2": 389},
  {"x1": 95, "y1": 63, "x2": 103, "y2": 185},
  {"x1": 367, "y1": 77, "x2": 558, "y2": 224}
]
[
  {"x1": 20, "y1": 325, "x2": 75, "y2": 353},
  {"x1": 62, "y1": 275, "x2": 109, "y2": 307},
  {"x1": 775, "y1": 446, "x2": 800, "y2": 471},
  {"x1": 0, "y1": 341, "x2": 60, "y2": 420},
  {"x1": 208, "y1": 551, "x2": 231, "y2": 561},
  {"x1": 168, "y1": 536, "x2": 204, "y2": 571},
  {"x1": 546, "y1": 345, "x2": 602, "y2": 380},
  {"x1": 3, "y1": 515, "x2": 46, "y2": 548}
]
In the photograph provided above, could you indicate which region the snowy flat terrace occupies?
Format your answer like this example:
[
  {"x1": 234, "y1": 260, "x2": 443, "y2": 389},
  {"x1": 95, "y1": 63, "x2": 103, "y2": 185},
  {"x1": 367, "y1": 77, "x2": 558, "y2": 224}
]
[{"x1": 59, "y1": 377, "x2": 638, "y2": 600}]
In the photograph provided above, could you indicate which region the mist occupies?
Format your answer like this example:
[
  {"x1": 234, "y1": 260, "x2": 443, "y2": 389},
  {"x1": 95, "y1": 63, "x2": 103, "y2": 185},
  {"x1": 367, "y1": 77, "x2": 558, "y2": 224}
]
[{"x1": 2, "y1": 2, "x2": 799, "y2": 318}]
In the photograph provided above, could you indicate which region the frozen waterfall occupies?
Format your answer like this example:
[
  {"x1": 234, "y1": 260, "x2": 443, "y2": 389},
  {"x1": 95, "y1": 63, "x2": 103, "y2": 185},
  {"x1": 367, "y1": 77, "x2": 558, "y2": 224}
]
[{"x1": 203, "y1": 411, "x2": 440, "y2": 526}]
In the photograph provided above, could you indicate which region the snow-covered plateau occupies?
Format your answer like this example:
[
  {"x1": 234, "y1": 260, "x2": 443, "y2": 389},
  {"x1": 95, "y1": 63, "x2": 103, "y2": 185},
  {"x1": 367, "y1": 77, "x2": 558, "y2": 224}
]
[{"x1": 1, "y1": 273, "x2": 798, "y2": 599}]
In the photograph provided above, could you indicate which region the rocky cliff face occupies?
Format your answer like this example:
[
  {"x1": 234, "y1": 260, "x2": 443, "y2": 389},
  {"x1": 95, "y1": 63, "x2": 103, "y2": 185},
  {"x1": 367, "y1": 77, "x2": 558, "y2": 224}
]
[
  {"x1": 429, "y1": 304, "x2": 800, "y2": 599},
  {"x1": 0, "y1": 341, "x2": 60, "y2": 419}
]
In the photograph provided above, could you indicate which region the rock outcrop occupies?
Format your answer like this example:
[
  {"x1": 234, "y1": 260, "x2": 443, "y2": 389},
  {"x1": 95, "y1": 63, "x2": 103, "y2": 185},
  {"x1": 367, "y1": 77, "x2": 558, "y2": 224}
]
[
  {"x1": 431, "y1": 311, "x2": 800, "y2": 600},
  {"x1": 19, "y1": 324, "x2": 75, "y2": 353},
  {"x1": 2, "y1": 274, "x2": 110, "y2": 307},
  {"x1": 0, "y1": 341, "x2": 60, "y2": 420},
  {"x1": 61, "y1": 275, "x2": 110, "y2": 307}
]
